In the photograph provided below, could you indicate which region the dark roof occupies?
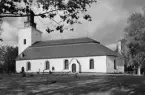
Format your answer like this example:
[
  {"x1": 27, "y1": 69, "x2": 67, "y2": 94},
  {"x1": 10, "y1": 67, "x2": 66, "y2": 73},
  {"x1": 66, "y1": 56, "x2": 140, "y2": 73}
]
[
  {"x1": 16, "y1": 37, "x2": 117, "y2": 60},
  {"x1": 31, "y1": 37, "x2": 100, "y2": 47}
]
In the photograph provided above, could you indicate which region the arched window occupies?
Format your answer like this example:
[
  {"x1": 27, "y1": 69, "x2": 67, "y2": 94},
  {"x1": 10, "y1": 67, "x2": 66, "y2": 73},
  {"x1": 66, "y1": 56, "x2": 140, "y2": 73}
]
[
  {"x1": 45, "y1": 61, "x2": 50, "y2": 70},
  {"x1": 27, "y1": 62, "x2": 31, "y2": 71},
  {"x1": 90, "y1": 59, "x2": 94, "y2": 69},
  {"x1": 64, "y1": 59, "x2": 69, "y2": 69}
]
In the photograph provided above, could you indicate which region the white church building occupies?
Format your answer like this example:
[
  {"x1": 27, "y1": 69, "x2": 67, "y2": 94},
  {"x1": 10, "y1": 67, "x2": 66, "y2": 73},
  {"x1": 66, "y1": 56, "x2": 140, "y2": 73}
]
[{"x1": 16, "y1": 12, "x2": 124, "y2": 73}]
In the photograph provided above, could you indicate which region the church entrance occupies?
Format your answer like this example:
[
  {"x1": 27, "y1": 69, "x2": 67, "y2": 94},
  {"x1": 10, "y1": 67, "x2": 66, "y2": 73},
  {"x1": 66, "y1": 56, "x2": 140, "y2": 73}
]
[
  {"x1": 72, "y1": 64, "x2": 76, "y2": 73},
  {"x1": 70, "y1": 59, "x2": 81, "y2": 73}
]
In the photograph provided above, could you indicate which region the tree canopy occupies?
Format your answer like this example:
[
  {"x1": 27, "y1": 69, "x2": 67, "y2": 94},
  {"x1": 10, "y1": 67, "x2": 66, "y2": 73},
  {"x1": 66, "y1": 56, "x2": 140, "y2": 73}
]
[
  {"x1": 124, "y1": 10, "x2": 145, "y2": 75},
  {"x1": 0, "y1": 46, "x2": 18, "y2": 73},
  {"x1": 0, "y1": 0, "x2": 97, "y2": 33}
]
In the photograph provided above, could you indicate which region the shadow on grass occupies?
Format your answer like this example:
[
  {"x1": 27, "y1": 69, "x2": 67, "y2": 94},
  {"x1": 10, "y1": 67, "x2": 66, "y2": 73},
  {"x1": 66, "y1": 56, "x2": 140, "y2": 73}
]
[
  {"x1": 0, "y1": 74, "x2": 145, "y2": 95},
  {"x1": 34, "y1": 75, "x2": 145, "y2": 95}
]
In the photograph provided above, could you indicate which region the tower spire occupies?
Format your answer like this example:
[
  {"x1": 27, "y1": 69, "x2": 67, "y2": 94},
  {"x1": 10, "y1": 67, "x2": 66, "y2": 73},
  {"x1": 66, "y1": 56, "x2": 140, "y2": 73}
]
[{"x1": 24, "y1": 10, "x2": 36, "y2": 28}]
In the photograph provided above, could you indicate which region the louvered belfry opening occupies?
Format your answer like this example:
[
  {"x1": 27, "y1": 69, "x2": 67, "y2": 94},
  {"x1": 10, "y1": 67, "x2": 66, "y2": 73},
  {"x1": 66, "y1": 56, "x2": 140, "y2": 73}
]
[{"x1": 24, "y1": 10, "x2": 36, "y2": 28}]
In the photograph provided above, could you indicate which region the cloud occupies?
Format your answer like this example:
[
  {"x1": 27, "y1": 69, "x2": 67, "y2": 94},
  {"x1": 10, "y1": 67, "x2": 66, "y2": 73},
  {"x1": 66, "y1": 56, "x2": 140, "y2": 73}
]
[
  {"x1": 0, "y1": 22, "x2": 18, "y2": 46},
  {"x1": 106, "y1": 43, "x2": 117, "y2": 51},
  {"x1": 84, "y1": 0, "x2": 145, "y2": 46},
  {"x1": 1, "y1": 0, "x2": 145, "y2": 47},
  {"x1": 92, "y1": 18, "x2": 126, "y2": 45},
  {"x1": 38, "y1": 0, "x2": 129, "y2": 41},
  {"x1": 118, "y1": 0, "x2": 145, "y2": 12}
]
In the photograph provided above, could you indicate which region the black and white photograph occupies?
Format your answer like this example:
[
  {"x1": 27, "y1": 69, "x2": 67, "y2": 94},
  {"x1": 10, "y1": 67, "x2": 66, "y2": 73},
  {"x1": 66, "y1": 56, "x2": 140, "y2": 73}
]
[{"x1": 0, "y1": 0, "x2": 145, "y2": 95}]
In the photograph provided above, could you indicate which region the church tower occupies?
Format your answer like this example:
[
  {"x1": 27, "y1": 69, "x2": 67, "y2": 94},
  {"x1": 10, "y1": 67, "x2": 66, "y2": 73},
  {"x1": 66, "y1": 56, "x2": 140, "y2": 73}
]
[
  {"x1": 18, "y1": 10, "x2": 42, "y2": 54},
  {"x1": 116, "y1": 39, "x2": 126, "y2": 55}
]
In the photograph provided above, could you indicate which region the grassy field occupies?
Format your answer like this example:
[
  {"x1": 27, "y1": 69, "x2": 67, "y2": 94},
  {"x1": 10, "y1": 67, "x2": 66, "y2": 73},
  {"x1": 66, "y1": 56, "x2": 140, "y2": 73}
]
[{"x1": 0, "y1": 73, "x2": 145, "y2": 95}]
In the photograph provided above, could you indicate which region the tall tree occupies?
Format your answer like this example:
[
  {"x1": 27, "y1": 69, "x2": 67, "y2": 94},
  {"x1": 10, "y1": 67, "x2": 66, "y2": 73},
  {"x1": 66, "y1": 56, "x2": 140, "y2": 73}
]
[
  {"x1": 0, "y1": 46, "x2": 18, "y2": 73},
  {"x1": 124, "y1": 11, "x2": 145, "y2": 75},
  {"x1": 0, "y1": 0, "x2": 97, "y2": 34}
]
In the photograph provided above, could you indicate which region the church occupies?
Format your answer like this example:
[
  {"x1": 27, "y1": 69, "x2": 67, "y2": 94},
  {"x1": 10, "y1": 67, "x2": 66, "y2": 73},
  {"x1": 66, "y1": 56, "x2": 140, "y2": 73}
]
[{"x1": 16, "y1": 12, "x2": 124, "y2": 73}]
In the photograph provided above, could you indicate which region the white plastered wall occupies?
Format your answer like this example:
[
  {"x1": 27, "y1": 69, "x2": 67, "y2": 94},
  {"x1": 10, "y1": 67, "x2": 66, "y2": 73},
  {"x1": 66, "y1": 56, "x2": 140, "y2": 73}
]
[
  {"x1": 106, "y1": 56, "x2": 115, "y2": 73},
  {"x1": 106, "y1": 56, "x2": 124, "y2": 73},
  {"x1": 16, "y1": 56, "x2": 107, "y2": 73},
  {"x1": 116, "y1": 57, "x2": 124, "y2": 73},
  {"x1": 18, "y1": 27, "x2": 32, "y2": 54},
  {"x1": 31, "y1": 27, "x2": 42, "y2": 44},
  {"x1": 18, "y1": 27, "x2": 41, "y2": 54}
]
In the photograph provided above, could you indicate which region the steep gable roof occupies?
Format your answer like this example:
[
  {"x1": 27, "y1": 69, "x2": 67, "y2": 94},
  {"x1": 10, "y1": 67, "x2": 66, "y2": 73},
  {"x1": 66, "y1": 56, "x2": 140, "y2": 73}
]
[{"x1": 16, "y1": 37, "x2": 117, "y2": 60}]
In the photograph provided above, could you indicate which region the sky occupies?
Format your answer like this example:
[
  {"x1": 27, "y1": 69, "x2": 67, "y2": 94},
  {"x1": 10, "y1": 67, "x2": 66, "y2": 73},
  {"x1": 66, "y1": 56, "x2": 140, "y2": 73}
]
[{"x1": 0, "y1": 0, "x2": 145, "y2": 50}]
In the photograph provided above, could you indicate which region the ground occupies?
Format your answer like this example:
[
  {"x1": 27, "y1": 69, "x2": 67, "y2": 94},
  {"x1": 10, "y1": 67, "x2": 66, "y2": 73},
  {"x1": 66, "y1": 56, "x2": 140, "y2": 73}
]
[{"x1": 0, "y1": 73, "x2": 145, "y2": 95}]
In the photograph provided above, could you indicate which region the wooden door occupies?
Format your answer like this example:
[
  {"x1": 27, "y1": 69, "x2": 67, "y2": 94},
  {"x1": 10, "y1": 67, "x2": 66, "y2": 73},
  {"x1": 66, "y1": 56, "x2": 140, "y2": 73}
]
[{"x1": 72, "y1": 64, "x2": 76, "y2": 73}]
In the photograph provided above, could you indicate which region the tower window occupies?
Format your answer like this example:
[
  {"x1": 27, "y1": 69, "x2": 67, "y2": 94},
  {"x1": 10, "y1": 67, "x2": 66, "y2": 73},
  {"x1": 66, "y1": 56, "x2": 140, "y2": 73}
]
[
  {"x1": 24, "y1": 39, "x2": 26, "y2": 45},
  {"x1": 21, "y1": 53, "x2": 25, "y2": 58}
]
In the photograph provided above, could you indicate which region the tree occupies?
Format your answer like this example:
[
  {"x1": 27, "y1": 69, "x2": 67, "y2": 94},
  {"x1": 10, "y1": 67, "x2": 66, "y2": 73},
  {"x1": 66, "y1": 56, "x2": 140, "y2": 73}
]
[
  {"x1": 0, "y1": 46, "x2": 18, "y2": 73},
  {"x1": 134, "y1": 52, "x2": 145, "y2": 75},
  {"x1": 0, "y1": 0, "x2": 97, "y2": 34},
  {"x1": 124, "y1": 10, "x2": 145, "y2": 75}
]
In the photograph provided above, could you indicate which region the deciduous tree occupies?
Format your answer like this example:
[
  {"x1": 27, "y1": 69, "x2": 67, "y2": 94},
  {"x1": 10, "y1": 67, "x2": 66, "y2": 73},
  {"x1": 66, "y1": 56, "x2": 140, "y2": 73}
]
[
  {"x1": 0, "y1": 0, "x2": 97, "y2": 33},
  {"x1": 0, "y1": 46, "x2": 18, "y2": 73},
  {"x1": 124, "y1": 10, "x2": 145, "y2": 75}
]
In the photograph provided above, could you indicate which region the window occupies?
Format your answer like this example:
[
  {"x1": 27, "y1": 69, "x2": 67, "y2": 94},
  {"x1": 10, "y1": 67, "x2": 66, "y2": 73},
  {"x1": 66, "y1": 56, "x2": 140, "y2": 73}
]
[
  {"x1": 90, "y1": 59, "x2": 94, "y2": 69},
  {"x1": 64, "y1": 60, "x2": 69, "y2": 69},
  {"x1": 24, "y1": 39, "x2": 26, "y2": 45},
  {"x1": 27, "y1": 62, "x2": 31, "y2": 71},
  {"x1": 45, "y1": 61, "x2": 50, "y2": 70},
  {"x1": 20, "y1": 53, "x2": 24, "y2": 58},
  {"x1": 114, "y1": 60, "x2": 117, "y2": 69}
]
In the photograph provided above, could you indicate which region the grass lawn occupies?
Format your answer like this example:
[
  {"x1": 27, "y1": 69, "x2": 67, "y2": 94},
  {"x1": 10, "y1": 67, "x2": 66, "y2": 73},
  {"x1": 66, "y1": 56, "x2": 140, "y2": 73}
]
[{"x1": 0, "y1": 73, "x2": 145, "y2": 95}]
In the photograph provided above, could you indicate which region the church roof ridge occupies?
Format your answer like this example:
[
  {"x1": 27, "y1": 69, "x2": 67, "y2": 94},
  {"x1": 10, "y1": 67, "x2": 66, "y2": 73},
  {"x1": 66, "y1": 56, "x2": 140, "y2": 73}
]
[
  {"x1": 31, "y1": 37, "x2": 100, "y2": 47},
  {"x1": 39, "y1": 37, "x2": 97, "y2": 42},
  {"x1": 29, "y1": 42, "x2": 98, "y2": 49}
]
